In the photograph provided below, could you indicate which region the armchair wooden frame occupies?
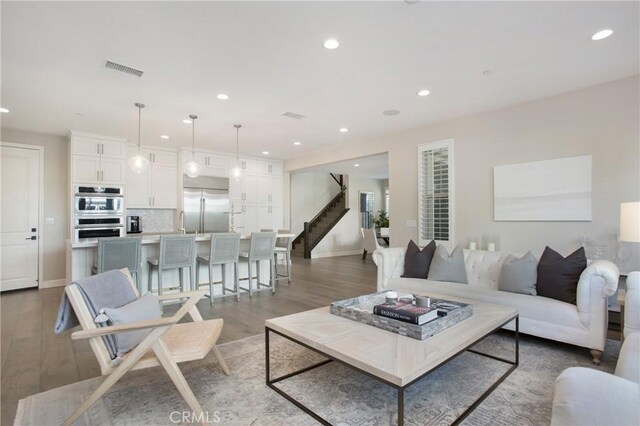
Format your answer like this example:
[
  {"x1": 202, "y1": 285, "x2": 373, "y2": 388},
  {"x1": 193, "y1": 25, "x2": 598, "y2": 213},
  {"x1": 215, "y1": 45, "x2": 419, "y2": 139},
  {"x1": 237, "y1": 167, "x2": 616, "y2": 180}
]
[{"x1": 63, "y1": 269, "x2": 229, "y2": 426}]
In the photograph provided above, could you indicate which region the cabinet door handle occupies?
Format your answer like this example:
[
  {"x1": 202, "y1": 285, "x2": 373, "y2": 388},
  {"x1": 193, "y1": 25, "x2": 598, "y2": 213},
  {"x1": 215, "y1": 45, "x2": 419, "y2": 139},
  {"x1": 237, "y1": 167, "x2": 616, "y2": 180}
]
[
  {"x1": 149, "y1": 197, "x2": 152, "y2": 206},
  {"x1": 101, "y1": 144, "x2": 104, "y2": 155},
  {"x1": 152, "y1": 197, "x2": 155, "y2": 206},
  {"x1": 97, "y1": 170, "x2": 100, "y2": 181},
  {"x1": 97, "y1": 144, "x2": 101, "y2": 155}
]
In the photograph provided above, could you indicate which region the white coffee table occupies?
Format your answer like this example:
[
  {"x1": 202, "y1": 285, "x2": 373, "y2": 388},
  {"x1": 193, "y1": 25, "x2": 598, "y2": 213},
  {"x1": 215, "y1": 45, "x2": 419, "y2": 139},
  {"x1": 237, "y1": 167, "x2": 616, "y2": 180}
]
[{"x1": 265, "y1": 294, "x2": 518, "y2": 426}]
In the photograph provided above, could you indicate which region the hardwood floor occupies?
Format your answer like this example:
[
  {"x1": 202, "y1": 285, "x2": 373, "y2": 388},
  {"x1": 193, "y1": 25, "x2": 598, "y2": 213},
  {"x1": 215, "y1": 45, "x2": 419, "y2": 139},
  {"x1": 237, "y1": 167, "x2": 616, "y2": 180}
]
[{"x1": 0, "y1": 255, "x2": 377, "y2": 425}]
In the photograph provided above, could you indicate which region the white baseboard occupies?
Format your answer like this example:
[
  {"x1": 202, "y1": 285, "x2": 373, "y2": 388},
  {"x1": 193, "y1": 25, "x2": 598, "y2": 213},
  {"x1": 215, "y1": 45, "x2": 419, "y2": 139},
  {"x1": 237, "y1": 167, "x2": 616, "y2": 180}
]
[
  {"x1": 311, "y1": 250, "x2": 362, "y2": 259},
  {"x1": 40, "y1": 278, "x2": 66, "y2": 289}
]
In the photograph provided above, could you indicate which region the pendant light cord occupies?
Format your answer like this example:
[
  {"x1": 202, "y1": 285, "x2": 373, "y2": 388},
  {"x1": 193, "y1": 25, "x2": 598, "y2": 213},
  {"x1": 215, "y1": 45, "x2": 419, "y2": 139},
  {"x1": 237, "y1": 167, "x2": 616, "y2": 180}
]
[
  {"x1": 189, "y1": 114, "x2": 198, "y2": 157},
  {"x1": 135, "y1": 102, "x2": 145, "y2": 155},
  {"x1": 234, "y1": 124, "x2": 241, "y2": 162}
]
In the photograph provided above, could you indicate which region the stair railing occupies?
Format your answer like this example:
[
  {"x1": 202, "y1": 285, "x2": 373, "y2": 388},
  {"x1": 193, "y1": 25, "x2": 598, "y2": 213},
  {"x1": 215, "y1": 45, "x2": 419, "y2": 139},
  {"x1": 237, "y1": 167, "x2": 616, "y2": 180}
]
[{"x1": 302, "y1": 186, "x2": 347, "y2": 258}]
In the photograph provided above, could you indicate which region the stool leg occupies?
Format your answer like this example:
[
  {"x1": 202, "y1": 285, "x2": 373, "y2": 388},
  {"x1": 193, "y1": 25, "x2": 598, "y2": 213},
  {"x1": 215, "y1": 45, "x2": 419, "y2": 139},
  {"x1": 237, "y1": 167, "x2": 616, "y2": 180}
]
[
  {"x1": 208, "y1": 263, "x2": 214, "y2": 306},
  {"x1": 158, "y1": 270, "x2": 163, "y2": 296},
  {"x1": 270, "y1": 259, "x2": 276, "y2": 294},
  {"x1": 234, "y1": 262, "x2": 240, "y2": 302},
  {"x1": 148, "y1": 265, "x2": 153, "y2": 293},
  {"x1": 196, "y1": 261, "x2": 200, "y2": 289},
  {"x1": 222, "y1": 264, "x2": 227, "y2": 295},
  {"x1": 286, "y1": 250, "x2": 291, "y2": 284},
  {"x1": 257, "y1": 260, "x2": 261, "y2": 288},
  {"x1": 178, "y1": 268, "x2": 185, "y2": 292},
  {"x1": 188, "y1": 266, "x2": 194, "y2": 292},
  {"x1": 248, "y1": 261, "x2": 253, "y2": 299}
]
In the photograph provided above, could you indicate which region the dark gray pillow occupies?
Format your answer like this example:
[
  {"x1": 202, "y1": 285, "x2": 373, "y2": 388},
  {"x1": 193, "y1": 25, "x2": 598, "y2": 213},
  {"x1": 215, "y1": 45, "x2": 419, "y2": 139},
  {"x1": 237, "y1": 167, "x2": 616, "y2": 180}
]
[
  {"x1": 428, "y1": 245, "x2": 467, "y2": 284},
  {"x1": 402, "y1": 240, "x2": 436, "y2": 278},
  {"x1": 101, "y1": 293, "x2": 162, "y2": 357},
  {"x1": 499, "y1": 251, "x2": 537, "y2": 295}
]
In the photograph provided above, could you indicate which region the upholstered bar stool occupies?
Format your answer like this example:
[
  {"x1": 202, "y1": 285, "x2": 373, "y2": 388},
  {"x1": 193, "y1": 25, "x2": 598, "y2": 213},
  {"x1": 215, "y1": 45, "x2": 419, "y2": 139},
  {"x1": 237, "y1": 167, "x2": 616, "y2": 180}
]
[
  {"x1": 239, "y1": 232, "x2": 277, "y2": 298},
  {"x1": 262, "y1": 228, "x2": 293, "y2": 285},
  {"x1": 91, "y1": 237, "x2": 142, "y2": 291},
  {"x1": 147, "y1": 234, "x2": 196, "y2": 295},
  {"x1": 196, "y1": 233, "x2": 241, "y2": 306}
]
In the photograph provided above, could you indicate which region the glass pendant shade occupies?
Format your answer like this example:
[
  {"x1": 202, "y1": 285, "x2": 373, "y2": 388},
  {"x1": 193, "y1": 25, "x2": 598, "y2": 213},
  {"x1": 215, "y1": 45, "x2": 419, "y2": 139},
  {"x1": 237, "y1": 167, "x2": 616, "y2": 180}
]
[
  {"x1": 129, "y1": 102, "x2": 150, "y2": 173},
  {"x1": 186, "y1": 114, "x2": 201, "y2": 178},
  {"x1": 185, "y1": 159, "x2": 202, "y2": 178},
  {"x1": 230, "y1": 124, "x2": 243, "y2": 182},
  {"x1": 128, "y1": 152, "x2": 150, "y2": 174}
]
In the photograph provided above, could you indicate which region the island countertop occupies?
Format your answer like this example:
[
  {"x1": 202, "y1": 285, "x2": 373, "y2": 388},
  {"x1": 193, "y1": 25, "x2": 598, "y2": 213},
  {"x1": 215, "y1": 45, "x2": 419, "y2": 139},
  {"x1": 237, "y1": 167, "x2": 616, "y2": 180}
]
[{"x1": 67, "y1": 232, "x2": 295, "y2": 249}]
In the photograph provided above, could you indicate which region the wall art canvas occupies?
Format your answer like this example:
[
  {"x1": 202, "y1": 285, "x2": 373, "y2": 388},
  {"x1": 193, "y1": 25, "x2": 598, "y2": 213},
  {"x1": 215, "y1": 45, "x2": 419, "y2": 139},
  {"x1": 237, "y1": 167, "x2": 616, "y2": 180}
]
[{"x1": 493, "y1": 155, "x2": 592, "y2": 221}]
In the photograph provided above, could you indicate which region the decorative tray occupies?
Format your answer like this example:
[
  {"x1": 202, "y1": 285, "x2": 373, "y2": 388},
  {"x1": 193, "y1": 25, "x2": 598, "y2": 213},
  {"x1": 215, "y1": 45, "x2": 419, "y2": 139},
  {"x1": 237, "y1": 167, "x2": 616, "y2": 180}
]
[{"x1": 329, "y1": 291, "x2": 473, "y2": 340}]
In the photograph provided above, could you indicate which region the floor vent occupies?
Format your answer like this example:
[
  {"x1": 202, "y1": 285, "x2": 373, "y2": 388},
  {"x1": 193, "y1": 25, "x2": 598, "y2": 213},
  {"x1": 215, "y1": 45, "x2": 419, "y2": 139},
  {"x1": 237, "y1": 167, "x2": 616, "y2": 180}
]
[
  {"x1": 281, "y1": 111, "x2": 306, "y2": 119},
  {"x1": 105, "y1": 60, "x2": 144, "y2": 77}
]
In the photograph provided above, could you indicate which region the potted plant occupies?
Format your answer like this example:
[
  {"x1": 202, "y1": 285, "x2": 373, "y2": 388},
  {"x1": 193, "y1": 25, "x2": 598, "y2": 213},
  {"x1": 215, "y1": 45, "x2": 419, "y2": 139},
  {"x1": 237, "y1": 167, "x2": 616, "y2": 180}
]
[{"x1": 373, "y1": 210, "x2": 389, "y2": 236}]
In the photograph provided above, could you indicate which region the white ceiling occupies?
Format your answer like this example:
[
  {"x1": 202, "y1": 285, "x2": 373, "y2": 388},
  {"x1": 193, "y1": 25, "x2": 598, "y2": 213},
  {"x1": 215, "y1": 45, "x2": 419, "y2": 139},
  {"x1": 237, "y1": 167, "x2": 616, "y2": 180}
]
[
  {"x1": 1, "y1": 2, "x2": 638, "y2": 159},
  {"x1": 297, "y1": 153, "x2": 389, "y2": 179}
]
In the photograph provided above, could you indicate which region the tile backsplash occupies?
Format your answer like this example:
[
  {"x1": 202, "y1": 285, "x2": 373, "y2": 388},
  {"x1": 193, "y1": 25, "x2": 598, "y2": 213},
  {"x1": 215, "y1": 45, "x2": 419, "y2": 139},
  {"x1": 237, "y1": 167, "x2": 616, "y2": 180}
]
[{"x1": 127, "y1": 209, "x2": 175, "y2": 233}]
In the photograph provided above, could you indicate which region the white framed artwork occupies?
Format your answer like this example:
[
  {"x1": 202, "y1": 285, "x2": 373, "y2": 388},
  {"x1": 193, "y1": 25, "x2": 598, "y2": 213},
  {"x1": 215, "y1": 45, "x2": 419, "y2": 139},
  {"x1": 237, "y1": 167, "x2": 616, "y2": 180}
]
[{"x1": 493, "y1": 155, "x2": 592, "y2": 221}]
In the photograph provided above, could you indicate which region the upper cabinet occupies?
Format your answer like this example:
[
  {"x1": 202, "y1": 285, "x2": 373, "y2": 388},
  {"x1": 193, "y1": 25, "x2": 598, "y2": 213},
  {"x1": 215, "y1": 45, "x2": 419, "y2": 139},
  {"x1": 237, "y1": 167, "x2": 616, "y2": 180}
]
[
  {"x1": 183, "y1": 151, "x2": 230, "y2": 177},
  {"x1": 70, "y1": 134, "x2": 126, "y2": 185},
  {"x1": 255, "y1": 160, "x2": 283, "y2": 175},
  {"x1": 126, "y1": 147, "x2": 178, "y2": 209}
]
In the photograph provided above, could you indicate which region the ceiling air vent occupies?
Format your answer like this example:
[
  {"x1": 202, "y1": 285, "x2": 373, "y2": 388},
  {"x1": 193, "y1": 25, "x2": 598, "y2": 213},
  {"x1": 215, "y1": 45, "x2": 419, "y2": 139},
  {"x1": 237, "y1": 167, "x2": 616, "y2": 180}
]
[
  {"x1": 105, "y1": 60, "x2": 144, "y2": 77},
  {"x1": 281, "y1": 111, "x2": 306, "y2": 119}
]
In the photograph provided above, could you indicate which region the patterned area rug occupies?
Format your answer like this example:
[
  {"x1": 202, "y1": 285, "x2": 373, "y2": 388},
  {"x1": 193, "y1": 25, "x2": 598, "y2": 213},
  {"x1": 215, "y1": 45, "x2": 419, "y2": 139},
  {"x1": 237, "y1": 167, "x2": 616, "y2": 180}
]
[{"x1": 15, "y1": 332, "x2": 619, "y2": 425}]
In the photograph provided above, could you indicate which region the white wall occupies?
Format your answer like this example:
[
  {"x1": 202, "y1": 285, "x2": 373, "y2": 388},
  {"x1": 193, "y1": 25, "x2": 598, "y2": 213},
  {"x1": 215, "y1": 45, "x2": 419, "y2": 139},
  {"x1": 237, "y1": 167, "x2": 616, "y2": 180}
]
[
  {"x1": 285, "y1": 76, "x2": 640, "y2": 269},
  {"x1": 290, "y1": 171, "x2": 387, "y2": 257},
  {"x1": 1, "y1": 128, "x2": 68, "y2": 282}
]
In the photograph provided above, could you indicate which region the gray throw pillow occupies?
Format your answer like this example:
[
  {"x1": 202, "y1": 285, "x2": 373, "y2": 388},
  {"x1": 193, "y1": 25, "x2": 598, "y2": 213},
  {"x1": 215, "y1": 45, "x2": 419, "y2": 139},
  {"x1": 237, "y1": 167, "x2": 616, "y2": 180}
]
[
  {"x1": 427, "y1": 245, "x2": 468, "y2": 284},
  {"x1": 101, "y1": 293, "x2": 162, "y2": 357},
  {"x1": 499, "y1": 251, "x2": 538, "y2": 295}
]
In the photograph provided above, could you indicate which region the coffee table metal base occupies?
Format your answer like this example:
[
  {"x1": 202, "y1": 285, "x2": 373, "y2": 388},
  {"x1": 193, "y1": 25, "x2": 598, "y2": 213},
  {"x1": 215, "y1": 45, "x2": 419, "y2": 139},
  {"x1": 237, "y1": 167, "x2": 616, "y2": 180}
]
[{"x1": 266, "y1": 316, "x2": 519, "y2": 426}]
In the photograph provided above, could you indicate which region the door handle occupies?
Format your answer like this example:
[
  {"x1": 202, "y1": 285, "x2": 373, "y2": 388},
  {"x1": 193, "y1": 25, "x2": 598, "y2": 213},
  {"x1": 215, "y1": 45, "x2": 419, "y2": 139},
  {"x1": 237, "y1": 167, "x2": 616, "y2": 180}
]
[{"x1": 25, "y1": 236, "x2": 37, "y2": 240}]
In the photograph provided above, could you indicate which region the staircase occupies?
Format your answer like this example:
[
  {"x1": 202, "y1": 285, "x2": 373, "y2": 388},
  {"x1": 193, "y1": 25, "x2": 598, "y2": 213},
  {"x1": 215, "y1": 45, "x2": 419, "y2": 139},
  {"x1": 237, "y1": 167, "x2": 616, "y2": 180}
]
[{"x1": 291, "y1": 175, "x2": 349, "y2": 259}]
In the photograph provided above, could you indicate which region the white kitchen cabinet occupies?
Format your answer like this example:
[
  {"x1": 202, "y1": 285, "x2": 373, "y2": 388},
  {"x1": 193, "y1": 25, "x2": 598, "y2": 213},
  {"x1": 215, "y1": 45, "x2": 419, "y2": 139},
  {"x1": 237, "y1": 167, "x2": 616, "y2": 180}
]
[
  {"x1": 126, "y1": 146, "x2": 178, "y2": 209},
  {"x1": 255, "y1": 160, "x2": 283, "y2": 175},
  {"x1": 70, "y1": 133, "x2": 126, "y2": 185},
  {"x1": 257, "y1": 204, "x2": 283, "y2": 231},
  {"x1": 230, "y1": 173, "x2": 257, "y2": 202},
  {"x1": 183, "y1": 151, "x2": 230, "y2": 177},
  {"x1": 237, "y1": 203, "x2": 257, "y2": 234}
]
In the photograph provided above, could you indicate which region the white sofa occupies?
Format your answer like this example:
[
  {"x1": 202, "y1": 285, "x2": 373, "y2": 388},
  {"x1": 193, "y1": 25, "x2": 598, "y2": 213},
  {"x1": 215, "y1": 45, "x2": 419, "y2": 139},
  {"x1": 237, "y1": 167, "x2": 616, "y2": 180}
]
[
  {"x1": 551, "y1": 271, "x2": 639, "y2": 426},
  {"x1": 372, "y1": 247, "x2": 620, "y2": 363}
]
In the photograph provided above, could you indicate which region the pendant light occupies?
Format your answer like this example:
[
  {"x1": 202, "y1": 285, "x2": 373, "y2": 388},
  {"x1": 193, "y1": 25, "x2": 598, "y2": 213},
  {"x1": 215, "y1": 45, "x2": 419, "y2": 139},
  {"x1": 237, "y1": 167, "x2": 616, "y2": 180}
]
[
  {"x1": 128, "y1": 102, "x2": 150, "y2": 174},
  {"x1": 230, "y1": 124, "x2": 243, "y2": 182},
  {"x1": 184, "y1": 114, "x2": 201, "y2": 178}
]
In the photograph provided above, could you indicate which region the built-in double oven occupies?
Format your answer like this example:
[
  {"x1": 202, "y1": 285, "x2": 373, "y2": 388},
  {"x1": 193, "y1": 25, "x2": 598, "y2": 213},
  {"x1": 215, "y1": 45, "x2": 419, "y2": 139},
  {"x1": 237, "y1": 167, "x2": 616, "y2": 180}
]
[{"x1": 74, "y1": 186, "x2": 125, "y2": 241}]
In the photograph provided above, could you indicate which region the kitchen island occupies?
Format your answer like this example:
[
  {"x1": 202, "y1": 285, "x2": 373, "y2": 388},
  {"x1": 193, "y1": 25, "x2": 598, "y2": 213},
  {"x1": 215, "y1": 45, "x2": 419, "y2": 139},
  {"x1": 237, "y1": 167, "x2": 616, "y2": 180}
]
[{"x1": 65, "y1": 232, "x2": 294, "y2": 296}]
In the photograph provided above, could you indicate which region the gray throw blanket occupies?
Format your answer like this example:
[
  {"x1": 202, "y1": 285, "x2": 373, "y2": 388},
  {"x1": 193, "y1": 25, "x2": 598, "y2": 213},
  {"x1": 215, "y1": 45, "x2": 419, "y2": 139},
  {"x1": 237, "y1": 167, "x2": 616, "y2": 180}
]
[{"x1": 54, "y1": 269, "x2": 137, "y2": 359}]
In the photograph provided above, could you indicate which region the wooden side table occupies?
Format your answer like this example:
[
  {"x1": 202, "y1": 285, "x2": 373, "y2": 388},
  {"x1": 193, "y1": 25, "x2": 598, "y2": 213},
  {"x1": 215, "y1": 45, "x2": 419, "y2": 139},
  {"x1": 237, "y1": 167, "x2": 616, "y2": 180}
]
[{"x1": 618, "y1": 289, "x2": 626, "y2": 342}]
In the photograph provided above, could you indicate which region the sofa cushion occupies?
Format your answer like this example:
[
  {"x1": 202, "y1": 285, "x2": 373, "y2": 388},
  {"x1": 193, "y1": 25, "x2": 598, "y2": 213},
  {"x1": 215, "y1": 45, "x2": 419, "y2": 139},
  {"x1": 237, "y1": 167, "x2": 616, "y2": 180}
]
[
  {"x1": 428, "y1": 246, "x2": 467, "y2": 284},
  {"x1": 537, "y1": 246, "x2": 586, "y2": 305},
  {"x1": 616, "y1": 332, "x2": 640, "y2": 383},
  {"x1": 388, "y1": 277, "x2": 585, "y2": 332},
  {"x1": 499, "y1": 251, "x2": 537, "y2": 295},
  {"x1": 401, "y1": 240, "x2": 436, "y2": 279},
  {"x1": 551, "y1": 367, "x2": 640, "y2": 426}
]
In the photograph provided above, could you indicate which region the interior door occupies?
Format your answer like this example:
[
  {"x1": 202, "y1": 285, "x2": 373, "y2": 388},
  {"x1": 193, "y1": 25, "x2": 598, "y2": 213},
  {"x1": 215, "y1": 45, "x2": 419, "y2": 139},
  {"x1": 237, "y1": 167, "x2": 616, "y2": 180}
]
[{"x1": 1, "y1": 145, "x2": 40, "y2": 291}]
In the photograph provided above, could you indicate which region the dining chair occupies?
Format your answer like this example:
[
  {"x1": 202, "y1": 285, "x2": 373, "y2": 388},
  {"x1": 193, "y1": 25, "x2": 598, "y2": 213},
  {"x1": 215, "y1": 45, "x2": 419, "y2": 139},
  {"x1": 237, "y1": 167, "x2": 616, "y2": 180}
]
[
  {"x1": 196, "y1": 233, "x2": 241, "y2": 306},
  {"x1": 92, "y1": 237, "x2": 143, "y2": 291},
  {"x1": 261, "y1": 229, "x2": 293, "y2": 284},
  {"x1": 362, "y1": 228, "x2": 380, "y2": 263},
  {"x1": 147, "y1": 234, "x2": 196, "y2": 295},
  {"x1": 239, "y1": 232, "x2": 277, "y2": 298}
]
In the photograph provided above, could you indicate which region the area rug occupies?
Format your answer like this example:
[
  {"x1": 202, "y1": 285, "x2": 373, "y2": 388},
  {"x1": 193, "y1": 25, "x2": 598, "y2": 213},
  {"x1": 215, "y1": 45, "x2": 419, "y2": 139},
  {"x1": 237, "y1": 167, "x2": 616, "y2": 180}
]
[{"x1": 15, "y1": 332, "x2": 619, "y2": 425}]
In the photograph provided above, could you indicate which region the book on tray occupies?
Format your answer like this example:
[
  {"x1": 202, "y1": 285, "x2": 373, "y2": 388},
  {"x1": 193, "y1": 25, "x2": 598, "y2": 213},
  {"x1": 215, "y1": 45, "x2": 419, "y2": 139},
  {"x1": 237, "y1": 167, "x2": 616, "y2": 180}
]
[{"x1": 373, "y1": 301, "x2": 442, "y2": 325}]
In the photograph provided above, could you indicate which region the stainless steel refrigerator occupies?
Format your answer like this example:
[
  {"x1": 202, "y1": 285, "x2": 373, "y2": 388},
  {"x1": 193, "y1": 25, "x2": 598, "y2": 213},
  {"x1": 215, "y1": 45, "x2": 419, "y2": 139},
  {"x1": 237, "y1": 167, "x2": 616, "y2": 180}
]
[{"x1": 183, "y1": 175, "x2": 230, "y2": 233}]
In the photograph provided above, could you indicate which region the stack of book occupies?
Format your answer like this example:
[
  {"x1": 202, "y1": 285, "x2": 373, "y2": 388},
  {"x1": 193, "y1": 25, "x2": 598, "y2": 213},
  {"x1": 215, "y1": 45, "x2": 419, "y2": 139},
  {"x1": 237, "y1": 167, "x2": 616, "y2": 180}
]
[{"x1": 373, "y1": 301, "x2": 444, "y2": 326}]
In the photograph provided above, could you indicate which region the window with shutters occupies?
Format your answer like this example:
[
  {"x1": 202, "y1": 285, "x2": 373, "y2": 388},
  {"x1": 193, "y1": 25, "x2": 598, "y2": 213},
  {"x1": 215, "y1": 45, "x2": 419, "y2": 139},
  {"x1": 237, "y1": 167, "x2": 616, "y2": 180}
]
[{"x1": 418, "y1": 139, "x2": 454, "y2": 246}]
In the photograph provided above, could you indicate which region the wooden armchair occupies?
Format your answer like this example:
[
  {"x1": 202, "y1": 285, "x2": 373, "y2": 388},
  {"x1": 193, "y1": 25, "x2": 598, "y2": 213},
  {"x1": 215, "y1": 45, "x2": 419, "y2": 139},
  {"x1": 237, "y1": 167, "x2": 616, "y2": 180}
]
[{"x1": 64, "y1": 269, "x2": 229, "y2": 426}]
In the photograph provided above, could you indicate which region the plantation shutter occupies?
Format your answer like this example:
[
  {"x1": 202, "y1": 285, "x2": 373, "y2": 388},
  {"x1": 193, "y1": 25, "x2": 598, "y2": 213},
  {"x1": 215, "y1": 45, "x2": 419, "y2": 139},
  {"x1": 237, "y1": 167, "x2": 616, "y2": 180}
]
[{"x1": 418, "y1": 140, "x2": 454, "y2": 246}]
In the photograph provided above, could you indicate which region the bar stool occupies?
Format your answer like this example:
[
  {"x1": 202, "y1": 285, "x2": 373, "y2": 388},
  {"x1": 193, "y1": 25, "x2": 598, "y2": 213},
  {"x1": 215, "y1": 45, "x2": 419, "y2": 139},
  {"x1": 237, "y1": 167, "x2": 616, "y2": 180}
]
[
  {"x1": 262, "y1": 228, "x2": 292, "y2": 285},
  {"x1": 91, "y1": 237, "x2": 142, "y2": 291},
  {"x1": 147, "y1": 234, "x2": 196, "y2": 295},
  {"x1": 239, "y1": 232, "x2": 277, "y2": 298},
  {"x1": 196, "y1": 233, "x2": 241, "y2": 306}
]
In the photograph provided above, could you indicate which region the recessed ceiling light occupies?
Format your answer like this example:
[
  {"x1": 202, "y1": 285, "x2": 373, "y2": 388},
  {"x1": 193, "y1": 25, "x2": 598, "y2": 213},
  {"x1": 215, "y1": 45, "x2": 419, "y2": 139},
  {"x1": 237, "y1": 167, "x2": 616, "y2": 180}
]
[
  {"x1": 262, "y1": 151, "x2": 269, "y2": 155},
  {"x1": 324, "y1": 39, "x2": 340, "y2": 50},
  {"x1": 417, "y1": 89, "x2": 430, "y2": 97},
  {"x1": 482, "y1": 70, "x2": 492, "y2": 76},
  {"x1": 354, "y1": 163, "x2": 360, "y2": 167},
  {"x1": 0, "y1": 107, "x2": 9, "y2": 113},
  {"x1": 217, "y1": 93, "x2": 229, "y2": 100},
  {"x1": 293, "y1": 141, "x2": 302, "y2": 146},
  {"x1": 160, "y1": 135, "x2": 170, "y2": 139},
  {"x1": 592, "y1": 29, "x2": 613, "y2": 41},
  {"x1": 182, "y1": 119, "x2": 192, "y2": 124},
  {"x1": 339, "y1": 128, "x2": 349, "y2": 133}
]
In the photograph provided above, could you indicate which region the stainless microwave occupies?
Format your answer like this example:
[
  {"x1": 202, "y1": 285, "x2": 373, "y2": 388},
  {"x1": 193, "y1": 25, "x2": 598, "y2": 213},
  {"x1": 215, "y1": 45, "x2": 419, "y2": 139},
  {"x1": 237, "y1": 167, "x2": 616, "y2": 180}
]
[{"x1": 74, "y1": 186, "x2": 124, "y2": 216}]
